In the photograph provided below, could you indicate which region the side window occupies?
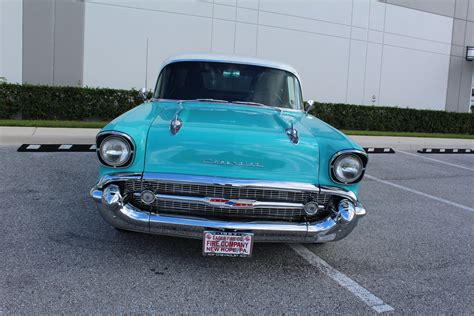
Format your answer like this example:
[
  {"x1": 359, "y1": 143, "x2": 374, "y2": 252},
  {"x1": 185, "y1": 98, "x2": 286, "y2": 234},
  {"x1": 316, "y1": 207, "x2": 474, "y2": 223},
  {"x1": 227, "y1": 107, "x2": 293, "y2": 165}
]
[
  {"x1": 154, "y1": 72, "x2": 164, "y2": 98},
  {"x1": 286, "y1": 76, "x2": 297, "y2": 108},
  {"x1": 294, "y1": 79, "x2": 302, "y2": 110}
]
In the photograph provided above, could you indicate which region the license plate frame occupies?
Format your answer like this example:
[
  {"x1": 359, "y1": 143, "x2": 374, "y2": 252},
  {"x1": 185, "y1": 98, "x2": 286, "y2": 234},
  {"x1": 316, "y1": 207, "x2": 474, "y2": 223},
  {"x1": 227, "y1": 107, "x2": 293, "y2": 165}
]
[{"x1": 202, "y1": 231, "x2": 254, "y2": 257}]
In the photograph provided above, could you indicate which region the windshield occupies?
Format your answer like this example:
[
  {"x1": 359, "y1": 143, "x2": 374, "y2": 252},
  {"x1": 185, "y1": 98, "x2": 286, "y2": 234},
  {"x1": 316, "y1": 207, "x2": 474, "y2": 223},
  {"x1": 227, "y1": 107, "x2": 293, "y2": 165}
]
[{"x1": 153, "y1": 61, "x2": 303, "y2": 110}]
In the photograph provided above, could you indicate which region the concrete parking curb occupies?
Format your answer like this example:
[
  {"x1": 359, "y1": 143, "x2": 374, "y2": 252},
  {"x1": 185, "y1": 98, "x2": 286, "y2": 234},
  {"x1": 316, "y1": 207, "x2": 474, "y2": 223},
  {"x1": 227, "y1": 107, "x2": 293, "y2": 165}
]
[
  {"x1": 417, "y1": 148, "x2": 473, "y2": 154},
  {"x1": 0, "y1": 126, "x2": 99, "y2": 145},
  {"x1": 17, "y1": 144, "x2": 97, "y2": 152},
  {"x1": 348, "y1": 135, "x2": 474, "y2": 151},
  {"x1": 1, "y1": 126, "x2": 473, "y2": 150}
]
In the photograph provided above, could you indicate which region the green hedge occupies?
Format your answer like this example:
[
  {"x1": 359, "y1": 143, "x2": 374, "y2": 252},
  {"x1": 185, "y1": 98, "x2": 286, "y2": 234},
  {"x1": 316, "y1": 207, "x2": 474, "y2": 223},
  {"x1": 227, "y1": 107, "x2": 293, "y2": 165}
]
[
  {"x1": 0, "y1": 83, "x2": 472, "y2": 134},
  {"x1": 311, "y1": 103, "x2": 473, "y2": 134},
  {"x1": 0, "y1": 83, "x2": 147, "y2": 121}
]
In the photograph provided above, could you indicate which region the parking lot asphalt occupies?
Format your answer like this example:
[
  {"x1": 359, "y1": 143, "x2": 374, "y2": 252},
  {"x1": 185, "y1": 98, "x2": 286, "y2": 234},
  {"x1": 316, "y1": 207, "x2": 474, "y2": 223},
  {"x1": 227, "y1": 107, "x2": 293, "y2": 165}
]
[{"x1": 0, "y1": 146, "x2": 472, "y2": 314}]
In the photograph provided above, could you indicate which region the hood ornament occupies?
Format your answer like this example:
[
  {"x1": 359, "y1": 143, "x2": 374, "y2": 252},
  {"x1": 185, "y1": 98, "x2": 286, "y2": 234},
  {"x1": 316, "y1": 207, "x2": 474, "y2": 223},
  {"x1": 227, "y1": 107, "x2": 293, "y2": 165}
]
[
  {"x1": 170, "y1": 114, "x2": 183, "y2": 135},
  {"x1": 170, "y1": 102, "x2": 183, "y2": 135},
  {"x1": 286, "y1": 123, "x2": 299, "y2": 144}
]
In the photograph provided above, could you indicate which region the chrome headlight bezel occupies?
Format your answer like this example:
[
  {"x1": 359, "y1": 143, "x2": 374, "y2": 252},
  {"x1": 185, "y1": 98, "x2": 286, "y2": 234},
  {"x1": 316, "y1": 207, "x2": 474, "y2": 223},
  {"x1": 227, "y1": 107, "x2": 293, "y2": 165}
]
[
  {"x1": 96, "y1": 131, "x2": 135, "y2": 168},
  {"x1": 329, "y1": 149, "x2": 368, "y2": 184}
]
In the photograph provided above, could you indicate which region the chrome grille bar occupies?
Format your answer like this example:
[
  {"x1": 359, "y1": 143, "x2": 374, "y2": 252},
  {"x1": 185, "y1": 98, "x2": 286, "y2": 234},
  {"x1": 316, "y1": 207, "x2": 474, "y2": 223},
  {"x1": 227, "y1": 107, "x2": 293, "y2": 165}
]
[
  {"x1": 142, "y1": 172, "x2": 319, "y2": 192},
  {"x1": 133, "y1": 193, "x2": 304, "y2": 209},
  {"x1": 154, "y1": 200, "x2": 308, "y2": 221},
  {"x1": 127, "y1": 181, "x2": 324, "y2": 203}
]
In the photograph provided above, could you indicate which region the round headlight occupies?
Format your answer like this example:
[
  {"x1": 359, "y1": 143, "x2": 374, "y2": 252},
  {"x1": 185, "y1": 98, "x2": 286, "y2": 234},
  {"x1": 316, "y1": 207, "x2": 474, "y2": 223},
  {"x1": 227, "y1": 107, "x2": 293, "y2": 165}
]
[
  {"x1": 332, "y1": 154, "x2": 363, "y2": 184},
  {"x1": 99, "y1": 136, "x2": 131, "y2": 167}
]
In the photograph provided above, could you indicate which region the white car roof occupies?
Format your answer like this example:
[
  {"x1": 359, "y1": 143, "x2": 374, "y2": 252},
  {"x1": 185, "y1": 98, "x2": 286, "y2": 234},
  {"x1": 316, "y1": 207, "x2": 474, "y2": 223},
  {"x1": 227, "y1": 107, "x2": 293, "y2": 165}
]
[{"x1": 161, "y1": 53, "x2": 301, "y2": 80}]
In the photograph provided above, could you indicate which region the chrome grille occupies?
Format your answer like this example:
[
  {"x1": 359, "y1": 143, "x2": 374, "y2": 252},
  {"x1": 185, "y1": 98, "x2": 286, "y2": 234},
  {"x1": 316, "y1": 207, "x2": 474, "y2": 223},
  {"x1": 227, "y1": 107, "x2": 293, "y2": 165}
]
[
  {"x1": 121, "y1": 179, "x2": 332, "y2": 222},
  {"x1": 125, "y1": 181, "x2": 325, "y2": 203},
  {"x1": 154, "y1": 200, "x2": 307, "y2": 221}
]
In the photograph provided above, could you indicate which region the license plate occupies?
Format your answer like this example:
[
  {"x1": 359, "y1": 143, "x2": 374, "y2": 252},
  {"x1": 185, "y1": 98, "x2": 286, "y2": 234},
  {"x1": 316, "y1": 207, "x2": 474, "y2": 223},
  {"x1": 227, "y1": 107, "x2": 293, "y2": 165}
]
[{"x1": 202, "y1": 231, "x2": 254, "y2": 257}]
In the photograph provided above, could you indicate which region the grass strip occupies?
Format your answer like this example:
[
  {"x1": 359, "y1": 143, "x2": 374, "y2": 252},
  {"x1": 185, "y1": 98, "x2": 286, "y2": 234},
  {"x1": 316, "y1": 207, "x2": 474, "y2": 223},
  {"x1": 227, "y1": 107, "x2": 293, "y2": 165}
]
[
  {"x1": 0, "y1": 119, "x2": 107, "y2": 128},
  {"x1": 0, "y1": 120, "x2": 472, "y2": 139},
  {"x1": 342, "y1": 130, "x2": 474, "y2": 139}
]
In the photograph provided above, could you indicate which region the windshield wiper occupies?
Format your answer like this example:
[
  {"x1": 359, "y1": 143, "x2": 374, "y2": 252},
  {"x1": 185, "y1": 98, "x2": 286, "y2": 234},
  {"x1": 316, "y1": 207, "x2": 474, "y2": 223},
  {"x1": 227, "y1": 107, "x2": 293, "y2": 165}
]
[
  {"x1": 192, "y1": 98, "x2": 229, "y2": 103},
  {"x1": 231, "y1": 101, "x2": 267, "y2": 107},
  {"x1": 232, "y1": 101, "x2": 283, "y2": 114}
]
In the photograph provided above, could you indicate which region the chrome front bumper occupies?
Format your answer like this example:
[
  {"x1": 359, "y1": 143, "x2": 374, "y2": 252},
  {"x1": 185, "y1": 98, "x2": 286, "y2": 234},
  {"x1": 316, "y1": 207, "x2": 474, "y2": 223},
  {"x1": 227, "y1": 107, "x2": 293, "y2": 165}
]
[{"x1": 90, "y1": 174, "x2": 366, "y2": 243}]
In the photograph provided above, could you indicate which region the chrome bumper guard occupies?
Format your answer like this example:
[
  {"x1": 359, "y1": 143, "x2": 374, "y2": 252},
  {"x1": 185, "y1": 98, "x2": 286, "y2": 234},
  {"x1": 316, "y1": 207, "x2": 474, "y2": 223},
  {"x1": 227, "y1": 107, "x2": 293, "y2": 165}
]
[{"x1": 90, "y1": 173, "x2": 366, "y2": 243}]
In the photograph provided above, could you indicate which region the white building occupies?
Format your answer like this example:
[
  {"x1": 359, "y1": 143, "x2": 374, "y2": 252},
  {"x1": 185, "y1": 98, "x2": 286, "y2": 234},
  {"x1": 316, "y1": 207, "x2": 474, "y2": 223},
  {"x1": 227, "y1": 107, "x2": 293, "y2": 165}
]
[{"x1": 1, "y1": 0, "x2": 473, "y2": 112}]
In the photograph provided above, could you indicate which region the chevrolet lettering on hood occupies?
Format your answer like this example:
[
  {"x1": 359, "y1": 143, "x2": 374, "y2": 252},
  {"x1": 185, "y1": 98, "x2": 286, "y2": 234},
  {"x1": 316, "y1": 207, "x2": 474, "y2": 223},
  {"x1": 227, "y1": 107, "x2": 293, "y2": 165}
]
[
  {"x1": 91, "y1": 53, "x2": 368, "y2": 258},
  {"x1": 202, "y1": 159, "x2": 264, "y2": 168}
]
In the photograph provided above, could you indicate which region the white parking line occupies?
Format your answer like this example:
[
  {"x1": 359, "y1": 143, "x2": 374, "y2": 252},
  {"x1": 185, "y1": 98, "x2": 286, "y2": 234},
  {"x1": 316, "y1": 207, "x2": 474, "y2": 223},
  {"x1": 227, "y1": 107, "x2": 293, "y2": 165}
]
[
  {"x1": 289, "y1": 244, "x2": 394, "y2": 313},
  {"x1": 398, "y1": 150, "x2": 474, "y2": 172},
  {"x1": 59, "y1": 144, "x2": 73, "y2": 150},
  {"x1": 366, "y1": 175, "x2": 474, "y2": 213}
]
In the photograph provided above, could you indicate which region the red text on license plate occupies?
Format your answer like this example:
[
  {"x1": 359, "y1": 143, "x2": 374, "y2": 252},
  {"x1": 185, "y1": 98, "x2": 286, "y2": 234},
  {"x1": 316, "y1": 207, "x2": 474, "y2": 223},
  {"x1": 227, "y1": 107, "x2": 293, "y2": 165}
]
[{"x1": 203, "y1": 231, "x2": 253, "y2": 257}]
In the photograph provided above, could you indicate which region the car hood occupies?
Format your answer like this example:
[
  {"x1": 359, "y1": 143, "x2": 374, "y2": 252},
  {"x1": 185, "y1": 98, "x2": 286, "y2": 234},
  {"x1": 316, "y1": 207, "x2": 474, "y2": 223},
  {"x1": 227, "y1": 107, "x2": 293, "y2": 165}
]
[{"x1": 144, "y1": 101, "x2": 320, "y2": 183}]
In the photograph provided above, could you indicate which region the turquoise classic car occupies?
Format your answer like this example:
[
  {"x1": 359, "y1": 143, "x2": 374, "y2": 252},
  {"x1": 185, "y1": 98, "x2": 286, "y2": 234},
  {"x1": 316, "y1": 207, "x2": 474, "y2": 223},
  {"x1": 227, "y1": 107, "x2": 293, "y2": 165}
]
[{"x1": 90, "y1": 54, "x2": 368, "y2": 257}]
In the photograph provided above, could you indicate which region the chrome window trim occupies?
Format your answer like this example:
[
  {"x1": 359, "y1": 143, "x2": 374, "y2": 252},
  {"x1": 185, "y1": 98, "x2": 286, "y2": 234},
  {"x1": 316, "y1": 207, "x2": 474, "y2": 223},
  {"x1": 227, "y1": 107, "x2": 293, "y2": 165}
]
[
  {"x1": 96, "y1": 131, "x2": 136, "y2": 169},
  {"x1": 329, "y1": 149, "x2": 368, "y2": 185},
  {"x1": 94, "y1": 172, "x2": 358, "y2": 203}
]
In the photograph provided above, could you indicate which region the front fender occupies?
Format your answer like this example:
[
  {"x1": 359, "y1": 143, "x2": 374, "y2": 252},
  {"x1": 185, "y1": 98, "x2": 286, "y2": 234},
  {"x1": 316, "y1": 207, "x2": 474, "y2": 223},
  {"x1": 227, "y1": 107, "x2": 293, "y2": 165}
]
[{"x1": 97, "y1": 102, "x2": 162, "y2": 178}]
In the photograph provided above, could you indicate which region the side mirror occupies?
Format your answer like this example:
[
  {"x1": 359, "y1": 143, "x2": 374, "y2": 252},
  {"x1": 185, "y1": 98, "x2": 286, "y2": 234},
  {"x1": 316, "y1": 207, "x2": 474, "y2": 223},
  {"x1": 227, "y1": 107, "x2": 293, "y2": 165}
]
[
  {"x1": 140, "y1": 87, "x2": 148, "y2": 101},
  {"x1": 305, "y1": 100, "x2": 315, "y2": 114}
]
